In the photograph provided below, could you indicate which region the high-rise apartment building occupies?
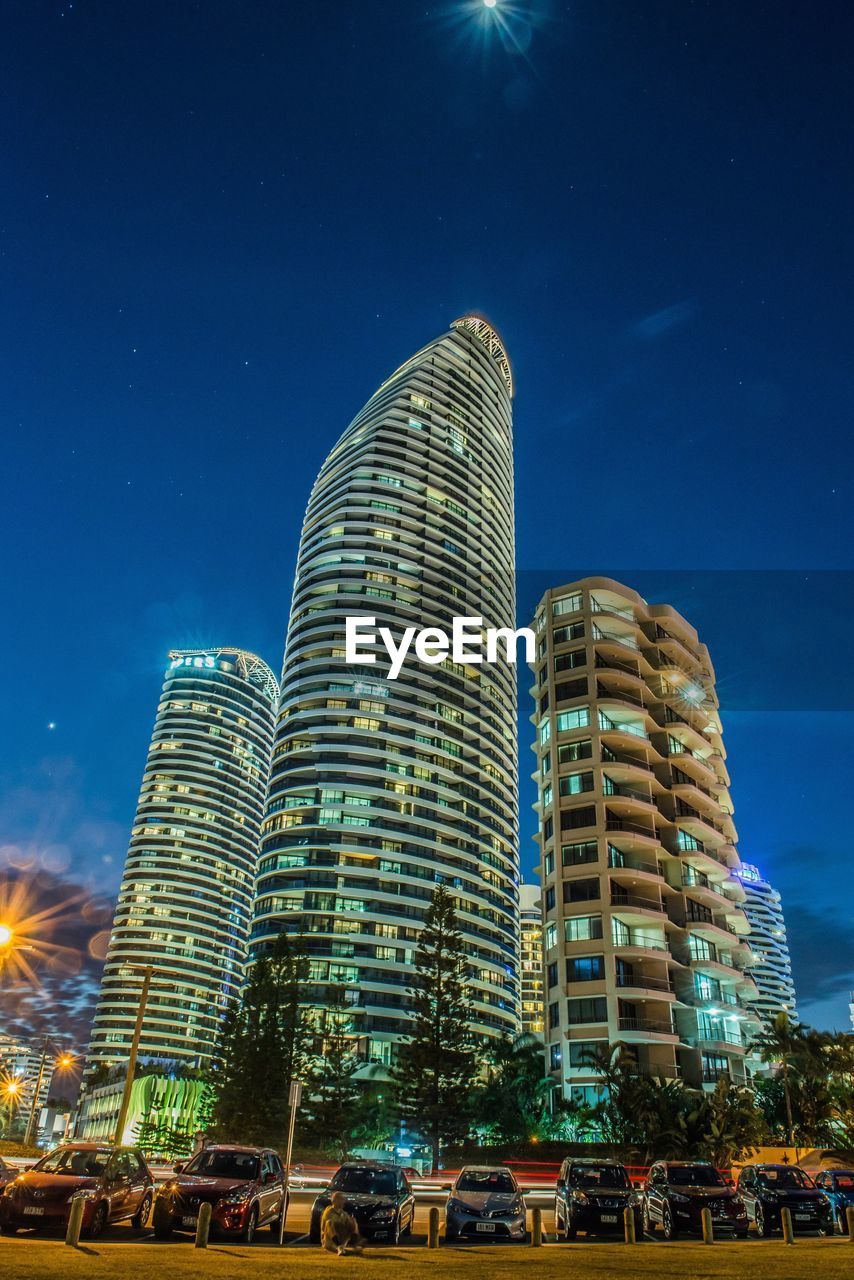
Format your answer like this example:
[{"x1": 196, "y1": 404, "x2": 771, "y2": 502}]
[
  {"x1": 531, "y1": 578, "x2": 760, "y2": 1108},
  {"x1": 252, "y1": 316, "x2": 520, "y2": 1070},
  {"x1": 520, "y1": 884, "x2": 545, "y2": 1038},
  {"x1": 85, "y1": 648, "x2": 278, "y2": 1076},
  {"x1": 735, "y1": 863, "x2": 797, "y2": 1031}
]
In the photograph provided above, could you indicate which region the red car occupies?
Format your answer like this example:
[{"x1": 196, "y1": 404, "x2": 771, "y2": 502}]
[
  {"x1": 0, "y1": 1143, "x2": 154, "y2": 1237},
  {"x1": 152, "y1": 1145, "x2": 287, "y2": 1242}
]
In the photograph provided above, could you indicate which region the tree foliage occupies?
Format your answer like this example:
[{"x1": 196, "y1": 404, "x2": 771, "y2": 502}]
[
  {"x1": 302, "y1": 987, "x2": 362, "y2": 1161},
  {"x1": 391, "y1": 886, "x2": 477, "y2": 1165},
  {"x1": 209, "y1": 932, "x2": 309, "y2": 1147}
]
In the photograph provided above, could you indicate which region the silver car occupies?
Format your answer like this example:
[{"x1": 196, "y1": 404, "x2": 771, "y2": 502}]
[{"x1": 445, "y1": 1166, "x2": 526, "y2": 1241}]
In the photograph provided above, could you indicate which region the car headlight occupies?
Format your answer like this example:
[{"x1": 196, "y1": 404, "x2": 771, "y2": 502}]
[
  {"x1": 732, "y1": 1195, "x2": 745, "y2": 1209},
  {"x1": 221, "y1": 1188, "x2": 252, "y2": 1206},
  {"x1": 446, "y1": 1198, "x2": 465, "y2": 1213},
  {"x1": 669, "y1": 1192, "x2": 690, "y2": 1204},
  {"x1": 762, "y1": 1191, "x2": 779, "y2": 1202},
  {"x1": 572, "y1": 1190, "x2": 589, "y2": 1204},
  {"x1": 371, "y1": 1207, "x2": 396, "y2": 1219},
  {"x1": 71, "y1": 1189, "x2": 98, "y2": 1201}
]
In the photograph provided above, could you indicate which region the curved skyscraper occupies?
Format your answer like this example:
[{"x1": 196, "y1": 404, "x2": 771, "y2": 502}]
[
  {"x1": 253, "y1": 316, "x2": 520, "y2": 1070},
  {"x1": 735, "y1": 863, "x2": 798, "y2": 1032},
  {"x1": 86, "y1": 647, "x2": 278, "y2": 1075}
]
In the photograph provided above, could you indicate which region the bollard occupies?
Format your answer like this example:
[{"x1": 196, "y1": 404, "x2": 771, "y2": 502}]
[
  {"x1": 530, "y1": 1205, "x2": 542, "y2": 1247},
  {"x1": 65, "y1": 1196, "x2": 85, "y2": 1247},
  {"x1": 781, "y1": 1206, "x2": 795, "y2": 1245},
  {"x1": 700, "y1": 1206, "x2": 714, "y2": 1244},
  {"x1": 623, "y1": 1205, "x2": 636, "y2": 1244},
  {"x1": 195, "y1": 1202, "x2": 212, "y2": 1249},
  {"x1": 427, "y1": 1206, "x2": 440, "y2": 1249},
  {"x1": 847, "y1": 1206, "x2": 854, "y2": 1242}
]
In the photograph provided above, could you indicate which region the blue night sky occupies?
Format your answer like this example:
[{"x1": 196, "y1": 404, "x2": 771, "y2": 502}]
[{"x1": 1, "y1": 2, "x2": 852, "y2": 1039}]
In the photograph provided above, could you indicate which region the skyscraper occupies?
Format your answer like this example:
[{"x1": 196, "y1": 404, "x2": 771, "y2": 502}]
[
  {"x1": 735, "y1": 863, "x2": 797, "y2": 1031},
  {"x1": 519, "y1": 885, "x2": 545, "y2": 1038},
  {"x1": 252, "y1": 316, "x2": 520, "y2": 1069},
  {"x1": 531, "y1": 578, "x2": 761, "y2": 1109},
  {"x1": 85, "y1": 648, "x2": 278, "y2": 1076}
]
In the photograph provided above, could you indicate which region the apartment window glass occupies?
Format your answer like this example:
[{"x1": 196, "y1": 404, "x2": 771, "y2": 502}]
[
  {"x1": 538, "y1": 716, "x2": 552, "y2": 746},
  {"x1": 554, "y1": 622, "x2": 585, "y2": 644},
  {"x1": 564, "y1": 877, "x2": 600, "y2": 903},
  {"x1": 554, "y1": 649, "x2": 586, "y2": 673},
  {"x1": 556, "y1": 707, "x2": 590, "y2": 733},
  {"x1": 564, "y1": 915, "x2": 603, "y2": 942},
  {"x1": 544, "y1": 922, "x2": 557, "y2": 951},
  {"x1": 545, "y1": 886, "x2": 556, "y2": 911},
  {"x1": 560, "y1": 805, "x2": 595, "y2": 831},
  {"x1": 561, "y1": 840, "x2": 598, "y2": 867},
  {"x1": 548, "y1": 1001, "x2": 560, "y2": 1029},
  {"x1": 566, "y1": 955, "x2": 605, "y2": 983},
  {"x1": 549, "y1": 1043, "x2": 562, "y2": 1070},
  {"x1": 552, "y1": 593, "x2": 583, "y2": 617},
  {"x1": 568, "y1": 1040, "x2": 603, "y2": 1068},
  {"x1": 547, "y1": 961, "x2": 558, "y2": 988},
  {"x1": 559, "y1": 771, "x2": 594, "y2": 796},
  {"x1": 543, "y1": 850, "x2": 555, "y2": 877},
  {"x1": 558, "y1": 739, "x2": 592, "y2": 764},
  {"x1": 567, "y1": 997, "x2": 608, "y2": 1024},
  {"x1": 555, "y1": 678, "x2": 587, "y2": 702}
]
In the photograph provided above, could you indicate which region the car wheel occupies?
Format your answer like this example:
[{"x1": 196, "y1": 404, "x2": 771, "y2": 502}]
[
  {"x1": 132, "y1": 1193, "x2": 152, "y2": 1229},
  {"x1": 152, "y1": 1205, "x2": 173, "y2": 1239},
  {"x1": 755, "y1": 1203, "x2": 771, "y2": 1237},
  {"x1": 662, "y1": 1205, "x2": 677, "y2": 1241},
  {"x1": 243, "y1": 1205, "x2": 258, "y2": 1244},
  {"x1": 85, "y1": 1202, "x2": 108, "y2": 1240}
]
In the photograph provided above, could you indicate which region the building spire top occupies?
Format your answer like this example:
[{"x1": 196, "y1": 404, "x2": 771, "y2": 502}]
[{"x1": 451, "y1": 314, "x2": 513, "y2": 396}]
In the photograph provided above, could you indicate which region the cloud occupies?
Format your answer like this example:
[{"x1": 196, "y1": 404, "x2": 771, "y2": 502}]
[
  {"x1": 0, "y1": 865, "x2": 114, "y2": 1052},
  {"x1": 633, "y1": 300, "x2": 695, "y2": 341},
  {"x1": 783, "y1": 900, "x2": 854, "y2": 1027}
]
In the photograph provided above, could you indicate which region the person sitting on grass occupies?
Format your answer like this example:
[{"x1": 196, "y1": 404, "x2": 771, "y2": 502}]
[{"x1": 321, "y1": 1191, "x2": 364, "y2": 1255}]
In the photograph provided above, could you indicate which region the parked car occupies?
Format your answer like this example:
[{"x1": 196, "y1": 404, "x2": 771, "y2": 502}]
[
  {"x1": 814, "y1": 1169, "x2": 854, "y2": 1234},
  {"x1": 643, "y1": 1160, "x2": 748, "y2": 1239},
  {"x1": 445, "y1": 1166, "x2": 526, "y2": 1242},
  {"x1": 555, "y1": 1157, "x2": 640, "y2": 1240},
  {"x1": 309, "y1": 1162, "x2": 414, "y2": 1244},
  {"x1": 0, "y1": 1143, "x2": 154, "y2": 1238},
  {"x1": 152, "y1": 1145, "x2": 287, "y2": 1243},
  {"x1": 736, "y1": 1163, "x2": 832, "y2": 1236}
]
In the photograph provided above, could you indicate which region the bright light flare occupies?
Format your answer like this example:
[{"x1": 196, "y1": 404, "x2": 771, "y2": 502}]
[
  {"x1": 0, "y1": 924, "x2": 12, "y2": 949},
  {"x1": 0, "y1": 874, "x2": 88, "y2": 989}
]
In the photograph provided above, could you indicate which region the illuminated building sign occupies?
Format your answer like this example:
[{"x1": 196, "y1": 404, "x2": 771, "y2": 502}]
[{"x1": 169, "y1": 654, "x2": 216, "y2": 671}]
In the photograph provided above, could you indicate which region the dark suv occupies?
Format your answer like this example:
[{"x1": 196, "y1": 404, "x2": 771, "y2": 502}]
[
  {"x1": 643, "y1": 1161, "x2": 748, "y2": 1239},
  {"x1": 152, "y1": 1145, "x2": 287, "y2": 1243},
  {"x1": 310, "y1": 1163, "x2": 415, "y2": 1244},
  {"x1": 555, "y1": 1158, "x2": 640, "y2": 1239},
  {"x1": 736, "y1": 1163, "x2": 832, "y2": 1236}
]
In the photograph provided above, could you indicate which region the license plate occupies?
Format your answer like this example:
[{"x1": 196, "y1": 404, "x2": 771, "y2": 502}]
[
  {"x1": 601, "y1": 1214, "x2": 618, "y2": 1223},
  {"x1": 23, "y1": 1206, "x2": 45, "y2": 1216},
  {"x1": 794, "y1": 1213, "x2": 812, "y2": 1221},
  {"x1": 182, "y1": 1215, "x2": 198, "y2": 1227},
  {"x1": 476, "y1": 1222, "x2": 496, "y2": 1232}
]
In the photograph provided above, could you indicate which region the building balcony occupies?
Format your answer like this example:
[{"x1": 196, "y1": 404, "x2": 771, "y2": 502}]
[
  {"x1": 610, "y1": 889, "x2": 667, "y2": 918},
  {"x1": 615, "y1": 971, "x2": 676, "y2": 998},
  {"x1": 618, "y1": 1016, "x2": 678, "y2": 1041}
]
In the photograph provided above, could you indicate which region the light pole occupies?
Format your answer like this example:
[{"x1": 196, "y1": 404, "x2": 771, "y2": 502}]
[
  {"x1": 23, "y1": 1042, "x2": 76, "y2": 1148},
  {"x1": 278, "y1": 1079, "x2": 302, "y2": 1245},
  {"x1": 113, "y1": 966, "x2": 154, "y2": 1144}
]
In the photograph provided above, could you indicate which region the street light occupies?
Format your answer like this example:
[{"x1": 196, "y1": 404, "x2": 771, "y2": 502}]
[{"x1": 23, "y1": 1042, "x2": 77, "y2": 1148}]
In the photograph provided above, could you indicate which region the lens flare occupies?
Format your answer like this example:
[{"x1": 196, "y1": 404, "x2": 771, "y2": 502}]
[{"x1": 0, "y1": 873, "x2": 88, "y2": 989}]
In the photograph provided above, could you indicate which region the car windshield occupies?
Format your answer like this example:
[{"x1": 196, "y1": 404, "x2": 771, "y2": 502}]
[
  {"x1": 184, "y1": 1151, "x2": 260, "y2": 1181},
  {"x1": 758, "y1": 1168, "x2": 813, "y2": 1189},
  {"x1": 667, "y1": 1166, "x2": 725, "y2": 1187},
  {"x1": 456, "y1": 1171, "x2": 516, "y2": 1194},
  {"x1": 569, "y1": 1165, "x2": 630, "y2": 1190},
  {"x1": 330, "y1": 1168, "x2": 397, "y2": 1196},
  {"x1": 36, "y1": 1147, "x2": 111, "y2": 1177}
]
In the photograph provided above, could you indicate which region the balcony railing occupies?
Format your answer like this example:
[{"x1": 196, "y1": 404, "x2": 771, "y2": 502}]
[
  {"x1": 616, "y1": 972, "x2": 674, "y2": 993},
  {"x1": 606, "y1": 817, "x2": 657, "y2": 838},
  {"x1": 618, "y1": 1016, "x2": 676, "y2": 1035},
  {"x1": 611, "y1": 890, "x2": 665, "y2": 913}
]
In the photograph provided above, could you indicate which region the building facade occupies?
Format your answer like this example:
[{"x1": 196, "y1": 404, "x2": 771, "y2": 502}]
[
  {"x1": 252, "y1": 316, "x2": 520, "y2": 1071},
  {"x1": 735, "y1": 863, "x2": 797, "y2": 1032},
  {"x1": 531, "y1": 578, "x2": 760, "y2": 1109},
  {"x1": 520, "y1": 884, "x2": 545, "y2": 1038},
  {"x1": 85, "y1": 648, "x2": 278, "y2": 1078}
]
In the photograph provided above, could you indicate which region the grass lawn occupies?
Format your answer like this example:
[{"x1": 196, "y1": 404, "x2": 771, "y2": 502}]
[{"x1": 1, "y1": 1238, "x2": 851, "y2": 1279}]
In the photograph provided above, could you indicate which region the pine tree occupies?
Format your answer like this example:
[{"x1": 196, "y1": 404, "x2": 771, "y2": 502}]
[
  {"x1": 391, "y1": 885, "x2": 476, "y2": 1168},
  {"x1": 302, "y1": 987, "x2": 361, "y2": 1160},
  {"x1": 210, "y1": 932, "x2": 309, "y2": 1146}
]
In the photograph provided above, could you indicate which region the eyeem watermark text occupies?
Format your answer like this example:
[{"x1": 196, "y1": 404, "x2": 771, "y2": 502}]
[{"x1": 345, "y1": 616, "x2": 536, "y2": 680}]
